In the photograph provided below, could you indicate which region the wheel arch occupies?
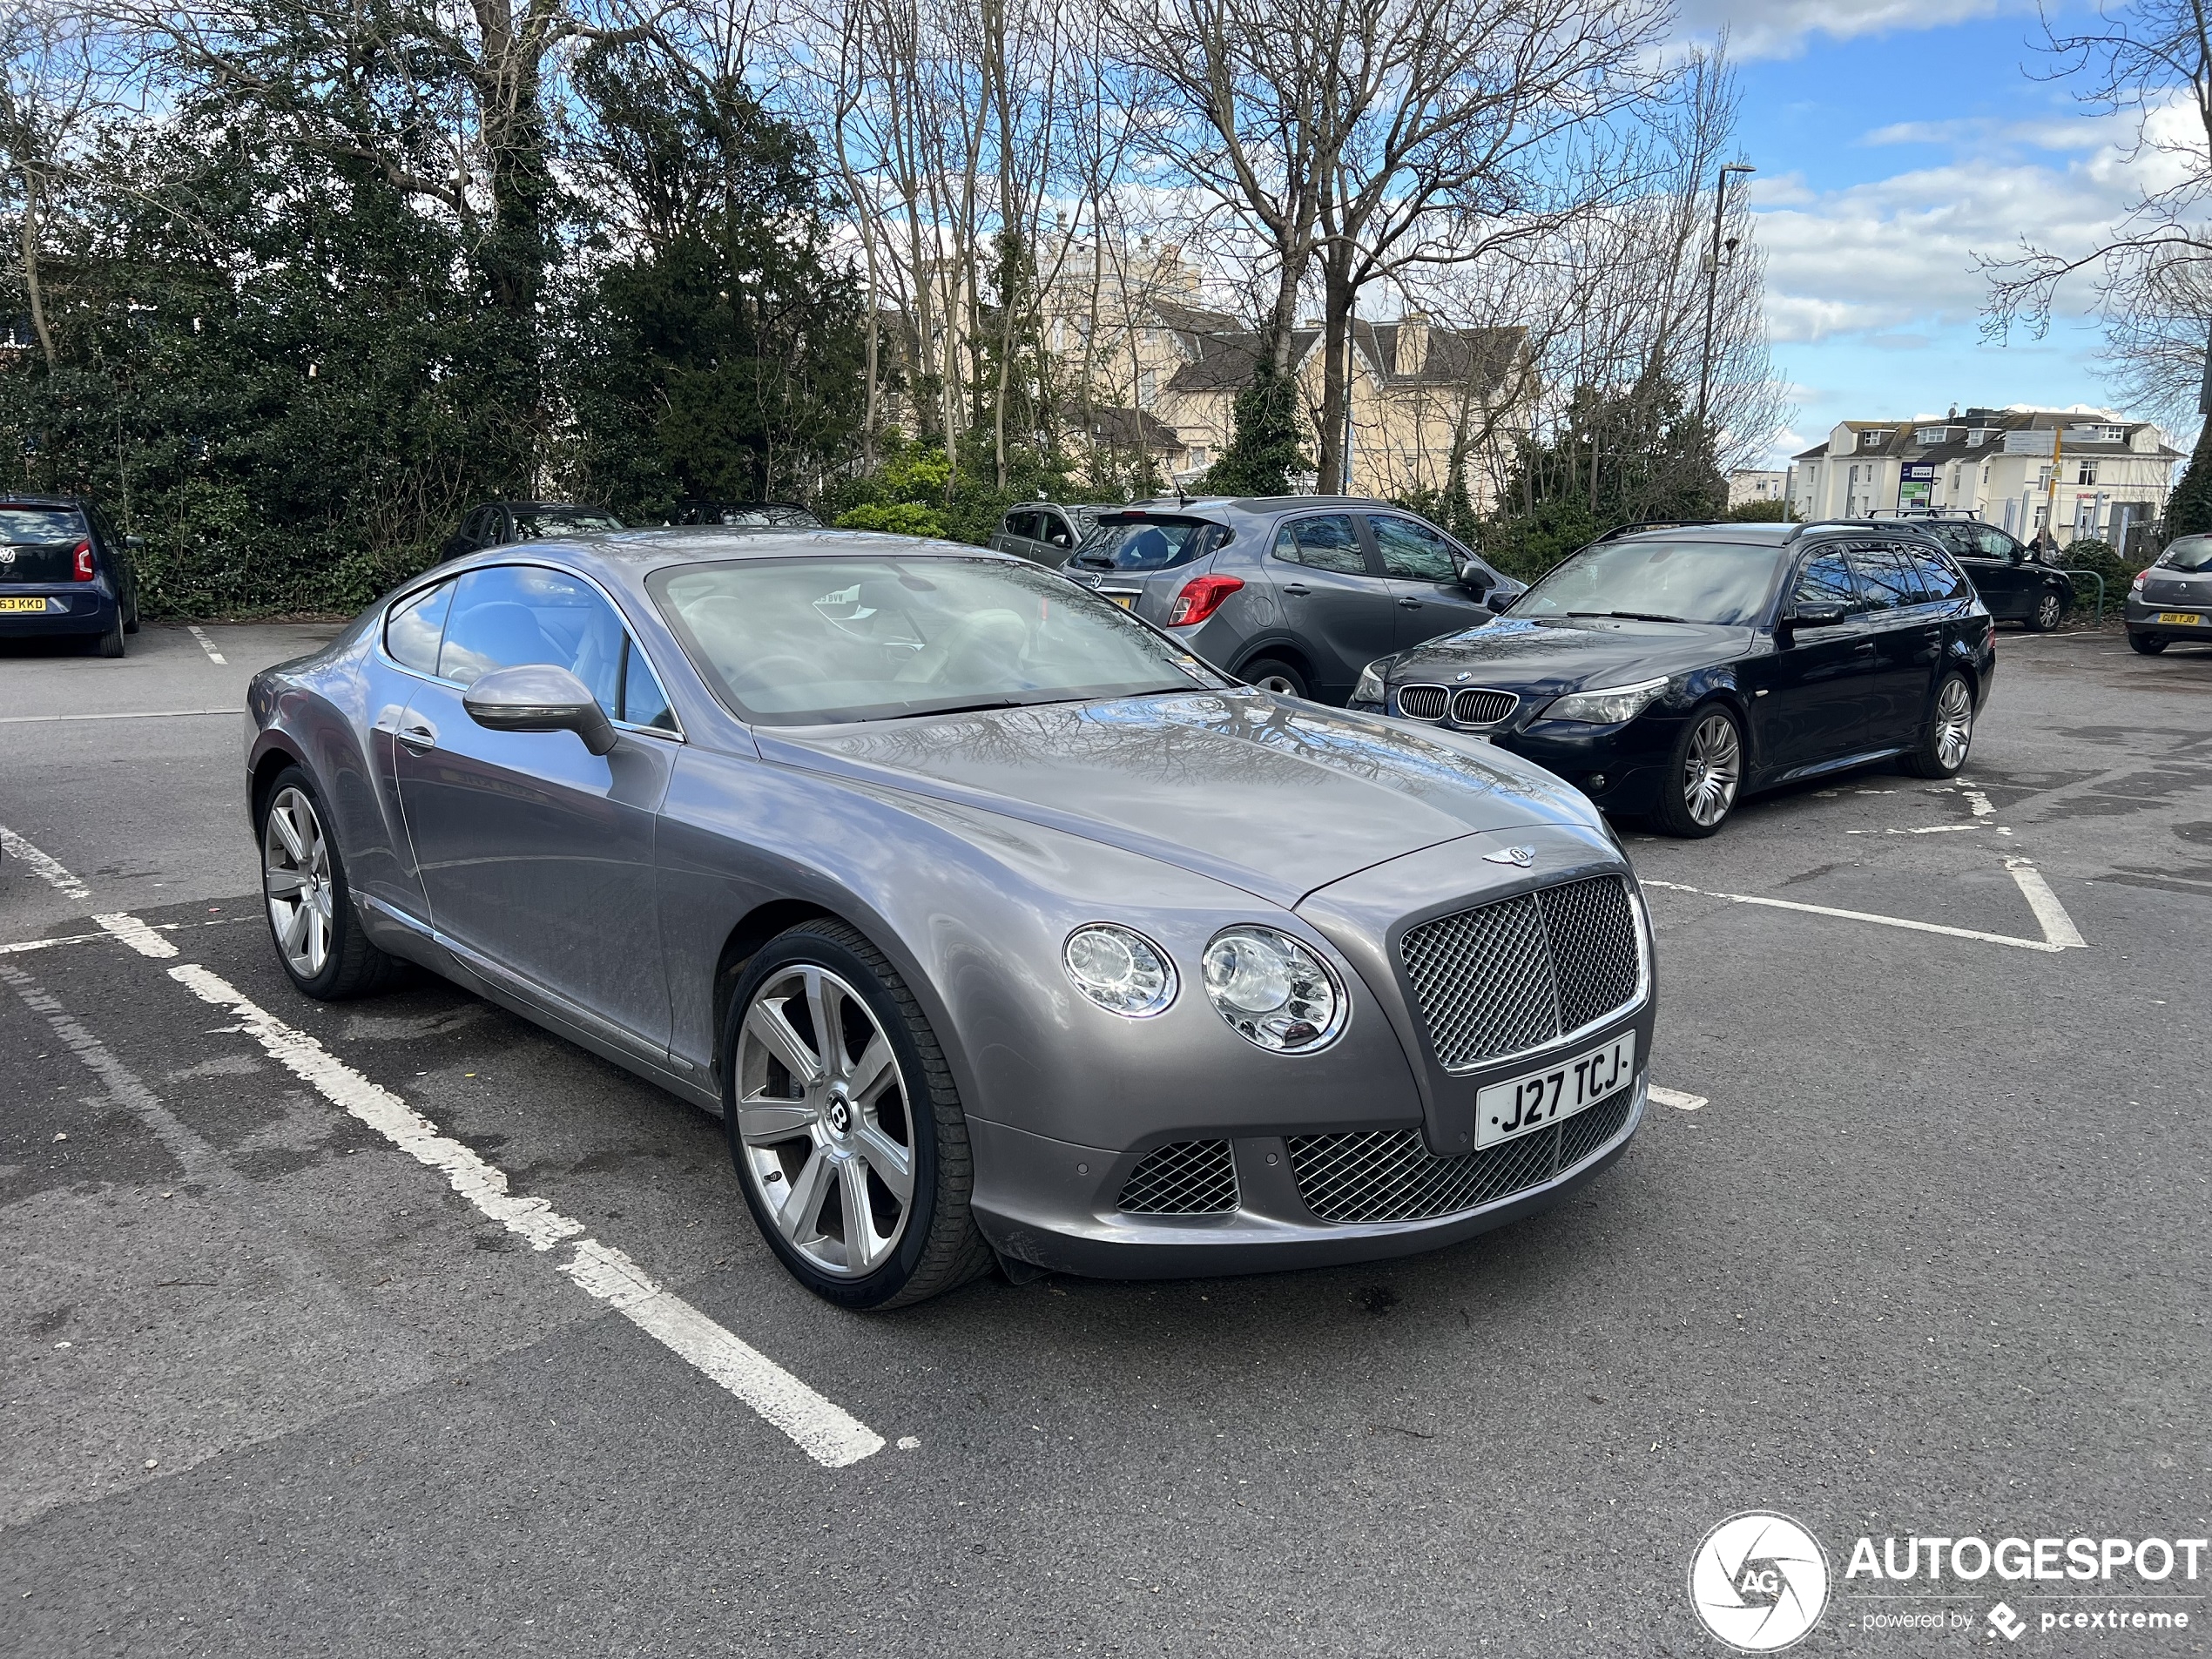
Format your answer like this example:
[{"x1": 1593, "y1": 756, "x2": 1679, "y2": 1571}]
[
  {"x1": 708, "y1": 899, "x2": 849, "y2": 1082},
  {"x1": 248, "y1": 734, "x2": 308, "y2": 829},
  {"x1": 1229, "y1": 637, "x2": 1318, "y2": 688}
]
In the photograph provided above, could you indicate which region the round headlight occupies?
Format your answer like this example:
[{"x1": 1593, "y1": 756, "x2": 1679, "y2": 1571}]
[
  {"x1": 1201, "y1": 927, "x2": 1345, "y2": 1052},
  {"x1": 1063, "y1": 924, "x2": 1177, "y2": 1017}
]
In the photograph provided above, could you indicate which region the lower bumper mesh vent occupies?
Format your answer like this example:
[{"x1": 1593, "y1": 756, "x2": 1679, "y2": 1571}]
[
  {"x1": 1117, "y1": 1140, "x2": 1238, "y2": 1215},
  {"x1": 1287, "y1": 1089, "x2": 1635, "y2": 1224}
]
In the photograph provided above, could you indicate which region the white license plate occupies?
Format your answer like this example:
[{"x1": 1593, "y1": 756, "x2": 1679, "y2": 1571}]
[
  {"x1": 0, "y1": 597, "x2": 48, "y2": 613},
  {"x1": 1475, "y1": 1032, "x2": 1635, "y2": 1149}
]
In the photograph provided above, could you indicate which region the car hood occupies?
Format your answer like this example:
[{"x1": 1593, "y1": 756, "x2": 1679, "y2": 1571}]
[
  {"x1": 1388, "y1": 615, "x2": 1756, "y2": 695},
  {"x1": 758, "y1": 691, "x2": 1601, "y2": 907}
]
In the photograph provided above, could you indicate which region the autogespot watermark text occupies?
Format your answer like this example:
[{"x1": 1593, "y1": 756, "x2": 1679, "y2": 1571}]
[
  {"x1": 1844, "y1": 1534, "x2": 2208, "y2": 1586},
  {"x1": 1843, "y1": 1534, "x2": 2205, "y2": 1645}
]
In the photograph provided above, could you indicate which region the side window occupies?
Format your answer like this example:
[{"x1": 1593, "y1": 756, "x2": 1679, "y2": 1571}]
[
  {"x1": 1368, "y1": 515, "x2": 1458, "y2": 582},
  {"x1": 438, "y1": 565, "x2": 625, "y2": 710},
  {"x1": 1846, "y1": 545, "x2": 1915, "y2": 612},
  {"x1": 1907, "y1": 546, "x2": 1967, "y2": 604},
  {"x1": 386, "y1": 579, "x2": 455, "y2": 673},
  {"x1": 620, "y1": 638, "x2": 678, "y2": 732},
  {"x1": 463, "y1": 508, "x2": 497, "y2": 548},
  {"x1": 1792, "y1": 550, "x2": 1856, "y2": 611},
  {"x1": 1003, "y1": 509, "x2": 1038, "y2": 542},
  {"x1": 1975, "y1": 528, "x2": 2015, "y2": 561},
  {"x1": 1041, "y1": 511, "x2": 1075, "y2": 550},
  {"x1": 1272, "y1": 514, "x2": 1367, "y2": 576}
]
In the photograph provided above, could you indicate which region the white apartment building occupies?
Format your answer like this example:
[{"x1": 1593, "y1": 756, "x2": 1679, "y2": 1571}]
[
  {"x1": 1789, "y1": 408, "x2": 2182, "y2": 546},
  {"x1": 1729, "y1": 469, "x2": 1787, "y2": 505}
]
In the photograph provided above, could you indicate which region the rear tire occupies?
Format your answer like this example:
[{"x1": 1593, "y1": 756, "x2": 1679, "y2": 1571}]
[
  {"x1": 123, "y1": 599, "x2": 140, "y2": 635},
  {"x1": 259, "y1": 767, "x2": 406, "y2": 1000},
  {"x1": 1901, "y1": 671, "x2": 1975, "y2": 779},
  {"x1": 1240, "y1": 657, "x2": 1311, "y2": 699},
  {"x1": 722, "y1": 920, "x2": 993, "y2": 1311},
  {"x1": 1650, "y1": 705, "x2": 1743, "y2": 839},
  {"x1": 93, "y1": 612, "x2": 125, "y2": 658},
  {"x1": 2027, "y1": 590, "x2": 2063, "y2": 632},
  {"x1": 2128, "y1": 631, "x2": 2167, "y2": 655}
]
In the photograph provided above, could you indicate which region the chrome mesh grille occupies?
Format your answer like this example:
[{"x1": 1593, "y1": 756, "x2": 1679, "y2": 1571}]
[
  {"x1": 1117, "y1": 1140, "x2": 1238, "y2": 1215},
  {"x1": 1449, "y1": 688, "x2": 1518, "y2": 726},
  {"x1": 1399, "y1": 874, "x2": 1640, "y2": 1069},
  {"x1": 1396, "y1": 685, "x2": 1447, "y2": 720},
  {"x1": 1288, "y1": 1089, "x2": 1635, "y2": 1224}
]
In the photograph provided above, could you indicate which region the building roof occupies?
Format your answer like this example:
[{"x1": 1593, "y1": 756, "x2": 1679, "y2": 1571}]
[
  {"x1": 1155, "y1": 305, "x2": 1524, "y2": 401},
  {"x1": 1794, "y1": 408, "x2": 2182, "y2": 465},
  {"x1": 1082, "y1": 406, "x2": 1184, "y2": 454}
]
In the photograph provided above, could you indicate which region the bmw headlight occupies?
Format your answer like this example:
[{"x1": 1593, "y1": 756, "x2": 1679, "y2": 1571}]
[
  {"x1": 1543, "y1": 677, "x2": 1669, "y2": 725},
  {"x1": 1352, "y1": 658, "x2": 1390, "y2": 705},
  {"x1": 1202, "y1": 927, "x2": 1346, "y2": 1053},
  {"x1": 1063, "y1": 924, "x2": 1177, "y2": 1017}
]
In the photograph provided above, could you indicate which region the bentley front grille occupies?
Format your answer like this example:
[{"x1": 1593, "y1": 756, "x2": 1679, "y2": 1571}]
[
  {"x1": 1448, "y1": 688, "x2": 1517, "y2": 726},
  {"x1": 1116, "y1": 1140, "x2": 1238, "y2": 1215},
  {"x1": 1396, "y1": 685, "x2": 1448, "y2": 721},
  {"x1": 1399, "y1": 874, "x2": 1642, "y2": 1069},
  {"x1": 1287, "y1": 1089, "x2": 1635, "y2": 1224}
]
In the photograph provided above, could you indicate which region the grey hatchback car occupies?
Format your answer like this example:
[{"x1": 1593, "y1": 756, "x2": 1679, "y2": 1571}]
[
  {"x1": 244, "y1": 529, "x2": 1653, "y2": 1308},
  {"x1": 1061, "y1": 497, "x2": 1523, "y2": 703}
]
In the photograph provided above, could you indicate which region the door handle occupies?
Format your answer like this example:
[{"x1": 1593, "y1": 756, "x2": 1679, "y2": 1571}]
[
  {"x1": 1853, "y1": 641, "x2": 1877, "y2": 656},
  {"x1": 1398, "y1": 596, "x2": 1422, "y2": 608},
  {"x1": 397, "y1": 723, "x2": 437, "y2": 752},
  {"x1": 1281, "y1": 583, "x2": 1311, "y2": 597}
]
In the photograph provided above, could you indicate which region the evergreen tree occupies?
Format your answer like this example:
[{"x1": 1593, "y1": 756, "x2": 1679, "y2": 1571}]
[
  {"x1": 1202, "y1": 352, "x2": 1308, "y2": 496},
  {"x1": 2165, "y1": 417, "x2": 2212, "y2": 538}
]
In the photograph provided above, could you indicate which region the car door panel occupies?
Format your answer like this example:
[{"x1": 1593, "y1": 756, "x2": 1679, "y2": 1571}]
[
  {"x1": 1271, "y1": 513, "x2": 1399, "y2": 698},
  {"x1": 1847, "y1": 543, "x2": 1937, "y2": 746},
  {"x1": 1367, "y1": 513, "x2": 1496, "y2": 649},
  {"x1": 1755, "y1": 547, "x2": 1873, "y2": 776}
]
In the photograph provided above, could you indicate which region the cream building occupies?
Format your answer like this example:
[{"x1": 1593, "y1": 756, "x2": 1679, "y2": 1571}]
[
  {"x1": 1729, "y1": 469, "x2": 1787, "y2": 506},
  {"x1": 1789, "y1": 408, "x2": 2182, "y2": 546}
]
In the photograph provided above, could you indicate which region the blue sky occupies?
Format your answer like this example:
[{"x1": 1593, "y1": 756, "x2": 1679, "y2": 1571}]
[{"x1": 1694, "y1": 0, "x2": 2152, "y2": 464}]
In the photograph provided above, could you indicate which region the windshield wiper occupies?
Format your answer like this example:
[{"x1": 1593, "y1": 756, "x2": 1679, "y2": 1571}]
[{"x1": 1568, "y1": 610, "x2": 1693, "y2": 624}]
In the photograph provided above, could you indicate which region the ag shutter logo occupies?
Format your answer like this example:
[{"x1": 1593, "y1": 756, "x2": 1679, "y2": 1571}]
[{"x1": 1690, "y1": 1512, "x2": 1831, "y2": 1651}]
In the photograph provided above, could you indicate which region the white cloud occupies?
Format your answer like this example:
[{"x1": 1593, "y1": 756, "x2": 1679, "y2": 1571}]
[{"x1": 1675, "y1": 0, "x2": 2027, "y2": 60}]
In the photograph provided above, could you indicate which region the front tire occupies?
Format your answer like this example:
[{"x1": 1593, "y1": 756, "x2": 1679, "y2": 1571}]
[
  {"x1": 2128, "y1": 631, "x2": 2167, "y2": 655},
  {"x1": 1901, "y1": 672, "x2": 1975, "y2": 779},
  {"x1": 2027, "y1": 590, "x2": 2063, "y2": 632},
  {"x1": 1240, "y1": 657, "x2": 1311, "y2": 699},
  {"x1": 260, "y1": 768, "x2": 405, "y2": 999},
  {"x1": 1650, "y1": 705, "x2": 1743, "y2": 838},
  {"x1": 722, "y1": 921, "x2": 992, "y2": 1311}
]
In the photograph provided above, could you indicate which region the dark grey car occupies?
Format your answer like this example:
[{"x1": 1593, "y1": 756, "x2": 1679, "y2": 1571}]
[
  {"x1": 2127, "y1": 533, "x2": 2212, "y2": 653},
  {"x1": 243, "y1": 529, "x2": 1653, "y2": 1308},
  {"x1": 1060, "y1": 497, "x2": 1523, "y2": 703},
  {"x1": 988, "y1": 502, "x2": 1104, "y2": 567}
]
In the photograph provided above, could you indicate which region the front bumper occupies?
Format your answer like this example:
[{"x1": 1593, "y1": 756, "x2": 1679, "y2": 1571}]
[
  {"x1": 970, "y1": 1076, "x2": 1645, "y2": 1278},
  {"x1": 1489, "y1": 716, "x2": 1683, "y2": 817},
  {"x1": 0, "y1": 587, "x2": 118, "y2": 638}
]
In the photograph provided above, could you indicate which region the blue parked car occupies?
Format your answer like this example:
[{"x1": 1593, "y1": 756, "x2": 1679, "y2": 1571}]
[{"x1": 0, "y1": 496, "x2": 141, "y2": 658}]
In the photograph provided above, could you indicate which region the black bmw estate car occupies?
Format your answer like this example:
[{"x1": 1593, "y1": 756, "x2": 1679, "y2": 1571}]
[{"x1": 1351, "y1": 523, "x2": 1997, "y2": 836}]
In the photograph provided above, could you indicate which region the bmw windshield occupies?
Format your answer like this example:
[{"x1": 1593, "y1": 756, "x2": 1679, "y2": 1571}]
[
  {"x1": 652, "y1": 556, "x2": 1229, "y2": 725},
  {"x1": 1513, "y1": 540, "x2": 1786, "y2": 627}
]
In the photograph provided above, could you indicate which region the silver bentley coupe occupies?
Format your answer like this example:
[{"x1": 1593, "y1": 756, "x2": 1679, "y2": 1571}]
[{"x1": 245, "y1": 529, "x2": 1656, "y2": 1307}]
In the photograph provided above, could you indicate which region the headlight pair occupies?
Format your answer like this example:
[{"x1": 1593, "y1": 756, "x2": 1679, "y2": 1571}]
[{"x1": 1062, "y1": 923, "x2": 1345, "y2": 1053}]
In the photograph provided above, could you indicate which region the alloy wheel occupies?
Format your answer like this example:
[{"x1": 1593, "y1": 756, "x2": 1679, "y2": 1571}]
[
  {"x1": 2036, "y1": 593, "x2": 2061, "y2": 631},
  {"x1": 1252, "y1": 672, "x2": 1298, "y2": 695},
  {"x1": 1683, "y1": 712, "x2": 1741, "y2": 828},
  {"x1": 1933, "y1": 677, "x2": 1973, "y2": 768},
  {"x1": 733, "y1": 965, "x2": 916, "y2": 1278},
  {"x1": 263, "y1": 786, "x2": 335, "y2": 979}
]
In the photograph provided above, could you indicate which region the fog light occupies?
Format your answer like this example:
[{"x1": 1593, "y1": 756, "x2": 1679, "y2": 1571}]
[{"x1": 1588, "y1": 772, "x2": 1608, "y2": 791}]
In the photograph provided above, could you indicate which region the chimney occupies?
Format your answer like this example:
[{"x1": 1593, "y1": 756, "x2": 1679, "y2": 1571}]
[
  {"x1": 1299, "y1": 316, "x2": 1324, "y2": 330},
  {"x1": 1399, "y1": 312, "x2": 1429, "y2": 375}
]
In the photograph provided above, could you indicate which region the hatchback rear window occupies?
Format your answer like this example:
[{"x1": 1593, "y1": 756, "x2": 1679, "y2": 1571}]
[
  {"x1": 2159, "y1": 536, "x2": 2212, "y2": 572},
  {"x1": 0, "y1": 506, "x2": 88, "y2": 542},
  {"x1": 1071, "y1": 516, "x2": 1225, "y2": 572}
]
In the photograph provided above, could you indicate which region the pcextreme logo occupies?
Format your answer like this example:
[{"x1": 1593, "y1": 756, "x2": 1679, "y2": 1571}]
[{"x1": 1689, "y1": 1512, "x2": 1831, "y2": 1652}]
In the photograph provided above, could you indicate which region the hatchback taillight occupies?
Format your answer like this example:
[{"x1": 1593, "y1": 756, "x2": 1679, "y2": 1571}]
[
  {"x1": 71, "y1": 541, "x2": 94, "y2": 582},
  {"x1": 1168, "y1": 574, "x2": 1244, "y2": 627}
]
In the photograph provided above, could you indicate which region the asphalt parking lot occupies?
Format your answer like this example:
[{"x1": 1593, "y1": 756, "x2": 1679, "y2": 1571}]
[{"x1": 3, "y1": 620, "x2": 2209, "y2": 1656}]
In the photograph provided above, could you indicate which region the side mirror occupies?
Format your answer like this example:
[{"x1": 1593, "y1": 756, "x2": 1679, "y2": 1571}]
[
  {"x1": 463, "y1": 664, "x2": 618, "y2": 756},
  {"x1": 1788, "y1": 600, "x2": 1850, "y2": 630},
  {"x1": 1456, "y1": 556, "x2": 1494, "y2": 596},
  {"x1": 1485, "y1": 587, "x2": 1515, "y2": 615},
  {"x1": 125, "y1": 534, "x2": 145, "y2": 550}
]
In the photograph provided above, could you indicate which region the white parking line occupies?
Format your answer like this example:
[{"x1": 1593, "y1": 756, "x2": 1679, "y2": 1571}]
[
  {"x1": 1643, "y1": 875, "x2": 2086, "y2": 954},
  {"x1": 2005, "y1": 857, "x2": 2087, "y2": 949},
  {"x1": 1649, "y1": 1086, "x2": 1707, "y2": 1111},
  {"x1": 0, "y1": 826, "x2": 91, "y2": 902},
  {"x1": 95, "y1": 913, "x2": 181, "y2": 958},
  {"x1": 1964, "y1": 789, "x2": 1995, "y2": 818},
  {"x1": 186, "y1": 625, "x2": 227, "y2": 664},
  {"x1": 1, "y1": 917, "x2": 244, "y2": 955},
  {"x1": 162, "y1": 956, "x2": 884, "y2": 1468}
]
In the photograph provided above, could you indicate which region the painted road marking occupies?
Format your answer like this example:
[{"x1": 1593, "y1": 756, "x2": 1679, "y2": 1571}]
[
  {"x1": 1964, "y1": 789, "x2": 1995, "y2": 818},
  {"x1": 0, "y1": 826, "x2": 91, "y2": 902},
  {"x1": 1644, "y1": 863, "x2": 2087, "y2": 954},
  {"x1": 96, "y1": 913, "x2": 180, "y2": 958},
  {"x1": 1650, "y1": 1087, "x2": 1707, "y2": 1111},
  {"x1": 186, "y1": 625, "x2": 227, "y2": 664},
  {"x1": 1, "y1": 918, "x2": 245, "y2": 956},
  {"x1": 163, "y1": 956, "x2": 884, "y2": 1468},
  {"x1": 0, "y1": 708, "x2": 235, "y2": 725}
]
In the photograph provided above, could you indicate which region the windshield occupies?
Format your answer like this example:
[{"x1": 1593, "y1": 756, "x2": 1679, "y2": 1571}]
[
  {"x1": 1513, "y1": 539, "x2": 1785, "y2": 627},
  {"x1": 1072, "y1": 516, "x2": 1224, "y2": 573},
  {"x1": 512, "y1": 508, "x2": 624, "y2": 538},
  {"x1": 2159, "y1": 535, "x2": 2212, "y2": 572},
  {"x1": 652, "y1": 556, "x2": 1227, "y2": 725}
]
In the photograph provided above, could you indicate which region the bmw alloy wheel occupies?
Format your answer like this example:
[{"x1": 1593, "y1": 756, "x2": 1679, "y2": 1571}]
[
  {"x1": 1933, "y1": 676, "x2": 1973, "y2": 769},
  {"x1": 1683, "y1": 712, "x2": 1741, "y2": 828},
  {"x1": 733, "y1": 965, "x2": 916, "y2": 1278},
  {"x1": 263, "y1": 786, "x2": 334, "y2": 979}
]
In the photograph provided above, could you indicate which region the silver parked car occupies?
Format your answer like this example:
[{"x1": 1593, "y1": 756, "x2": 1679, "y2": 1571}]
[{"x1": 245, "y1": 529, "x2": 1655, "y2": 1307}]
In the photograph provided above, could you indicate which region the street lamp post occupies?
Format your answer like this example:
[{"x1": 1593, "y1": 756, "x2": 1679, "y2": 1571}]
[{"x1": 1696, "y1": 163, "x2": 1757, "y2": 434}]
